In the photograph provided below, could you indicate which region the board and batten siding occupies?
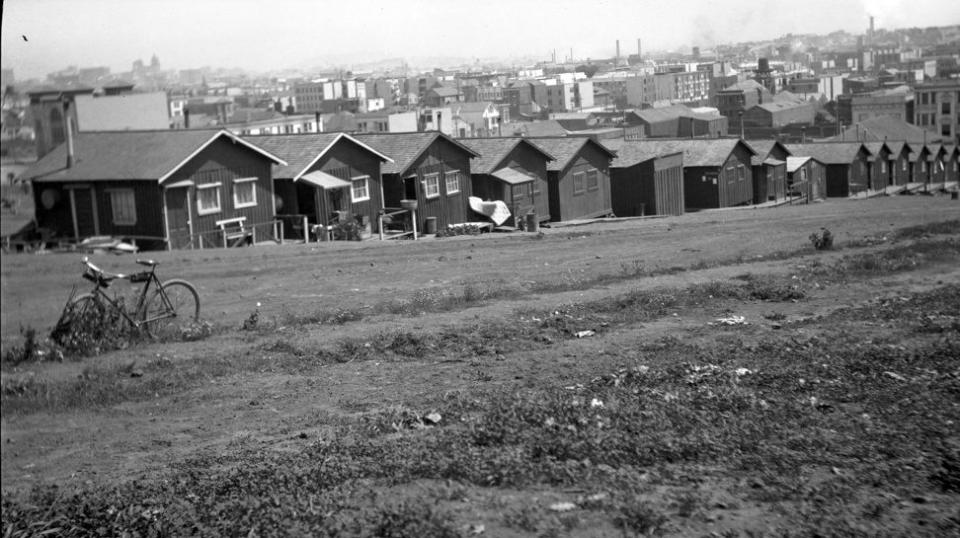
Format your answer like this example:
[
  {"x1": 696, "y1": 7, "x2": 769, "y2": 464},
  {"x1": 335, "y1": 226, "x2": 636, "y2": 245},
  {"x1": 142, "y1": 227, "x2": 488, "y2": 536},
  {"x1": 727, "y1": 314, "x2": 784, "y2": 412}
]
[
  {"x1": 307, "y1": 139, "x2": 385, "y2": 231},
  {"x1": 32, "y1": 180, "x2": 164, "y2": 242},
  {"x1": 548, "y1": 144, "x2": 612, "y2": 222},
  {"x1": 382, "y1": 137, "x2": 474, "y2": 230},
  {"x1": 163, "y1": 136, "x2": 274, "y2": 240},
  {"x1": 610, "y1": 153, "x2": 684, "y2": 217}
]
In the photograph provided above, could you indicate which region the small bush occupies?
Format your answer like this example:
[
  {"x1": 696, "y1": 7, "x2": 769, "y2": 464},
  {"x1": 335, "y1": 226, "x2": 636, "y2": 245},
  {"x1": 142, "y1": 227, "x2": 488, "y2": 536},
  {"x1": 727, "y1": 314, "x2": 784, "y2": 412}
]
[{"x1": 809, "y1": 228, "x2": 834, "y2": 250}]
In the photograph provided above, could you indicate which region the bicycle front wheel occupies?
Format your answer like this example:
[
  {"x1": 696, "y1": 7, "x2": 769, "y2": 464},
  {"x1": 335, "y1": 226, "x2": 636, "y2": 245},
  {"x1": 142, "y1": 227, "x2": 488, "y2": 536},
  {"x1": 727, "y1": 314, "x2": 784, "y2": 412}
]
[{"x1": 142, "y1": 279, "x2": 200, "y2": 339}]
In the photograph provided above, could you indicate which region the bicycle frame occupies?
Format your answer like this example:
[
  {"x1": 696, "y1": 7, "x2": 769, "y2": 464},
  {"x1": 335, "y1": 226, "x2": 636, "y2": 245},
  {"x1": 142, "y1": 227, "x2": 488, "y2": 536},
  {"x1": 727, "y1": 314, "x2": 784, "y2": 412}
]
[{"x1": 79, "y1": 259, "x2": 179, "y2": 329}]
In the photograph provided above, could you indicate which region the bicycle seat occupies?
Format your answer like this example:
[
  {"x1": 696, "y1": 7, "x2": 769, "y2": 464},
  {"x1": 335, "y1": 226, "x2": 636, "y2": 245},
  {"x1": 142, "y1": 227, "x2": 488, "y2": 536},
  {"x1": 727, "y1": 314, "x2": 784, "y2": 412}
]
[{"x1": 136, "y1": 259, "x2": 158, "y2": 267}]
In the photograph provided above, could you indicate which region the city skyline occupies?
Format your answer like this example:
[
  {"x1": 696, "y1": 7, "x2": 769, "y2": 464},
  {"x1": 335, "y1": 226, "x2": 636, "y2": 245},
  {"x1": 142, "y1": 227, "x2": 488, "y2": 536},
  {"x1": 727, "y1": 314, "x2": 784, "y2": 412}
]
[{"x1": 2, "y1": 0, "x2": 959, "y2": 81}]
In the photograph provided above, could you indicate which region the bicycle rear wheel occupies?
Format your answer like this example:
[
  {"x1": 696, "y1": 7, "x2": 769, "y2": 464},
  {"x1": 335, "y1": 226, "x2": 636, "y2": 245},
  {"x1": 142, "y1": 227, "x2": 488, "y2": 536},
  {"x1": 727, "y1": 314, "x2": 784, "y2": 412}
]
[{"x1": 142, "y1": 280, "x2": 200, "y2": 339}]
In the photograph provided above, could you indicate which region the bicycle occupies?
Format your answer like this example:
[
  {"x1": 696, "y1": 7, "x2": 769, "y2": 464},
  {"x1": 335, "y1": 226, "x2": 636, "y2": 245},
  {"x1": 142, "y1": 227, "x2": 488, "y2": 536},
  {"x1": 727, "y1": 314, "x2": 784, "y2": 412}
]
[{"x1": 55, "y1": 257, "x2": 201, "y2": 343}]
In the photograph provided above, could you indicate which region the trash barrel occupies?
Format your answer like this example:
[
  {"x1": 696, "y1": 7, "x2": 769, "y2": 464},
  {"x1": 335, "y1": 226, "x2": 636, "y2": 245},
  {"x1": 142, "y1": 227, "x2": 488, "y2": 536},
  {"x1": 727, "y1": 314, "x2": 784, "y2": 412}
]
[
  {"x1": 525, "y1": 212, "x2": 539, "y2": 233},
  {"x1": 424, "y1": 216, "x2": 438, "y2": 235},
  {"x1": 952, "y1": 191, "x2": 959, "y2": 200}
]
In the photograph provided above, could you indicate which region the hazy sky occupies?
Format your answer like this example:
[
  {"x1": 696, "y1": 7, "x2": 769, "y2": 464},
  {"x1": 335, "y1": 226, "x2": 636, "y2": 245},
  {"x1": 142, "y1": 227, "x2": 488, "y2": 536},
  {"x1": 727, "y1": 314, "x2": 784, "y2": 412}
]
[{"x1": 2, "y1": 0, "x2": 958, "y2": 79}]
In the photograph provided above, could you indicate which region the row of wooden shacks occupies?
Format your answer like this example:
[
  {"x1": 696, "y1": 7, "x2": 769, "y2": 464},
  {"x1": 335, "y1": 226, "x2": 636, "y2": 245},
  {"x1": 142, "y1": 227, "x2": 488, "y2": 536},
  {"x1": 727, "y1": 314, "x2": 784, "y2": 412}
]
[{"x1": 24, "y1": 129, "x2": 960, "y2": 250}]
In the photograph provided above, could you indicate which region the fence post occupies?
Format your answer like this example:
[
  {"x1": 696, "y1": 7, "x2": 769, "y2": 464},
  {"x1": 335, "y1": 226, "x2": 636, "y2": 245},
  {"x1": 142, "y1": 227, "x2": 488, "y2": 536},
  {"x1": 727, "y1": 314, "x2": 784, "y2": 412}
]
[
  {"x1": 301, "y1": 216, "x2": 308, "y2": 242},
  {"x1": 252, "y1": 225, "x2": 257, "y2": 245},
  {"x1": 411, "y1": 209, "x2": 418, "y2": 240},
  {"x1": 378, "y1": 213, "x2": 384, "y2": 241},
  {"x1": 222, "y1": 229, "x2": 228, "y2": 248},
  {"x1": 277, "y1": 220, "x2": 284, "y2": 244}
]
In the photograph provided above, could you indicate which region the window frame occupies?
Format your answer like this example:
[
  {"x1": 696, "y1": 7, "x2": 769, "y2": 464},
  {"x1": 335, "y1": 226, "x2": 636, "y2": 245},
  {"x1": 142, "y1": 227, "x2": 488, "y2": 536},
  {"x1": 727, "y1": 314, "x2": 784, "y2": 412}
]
[
  {"x1": 572, "y1": 171, "x2": 586, "y2": 195},
  {"x1": 423, "y1": 173, "x2": 440, "y2": 199},
  {"x1": 737, "y1": 164, "x2": 746, "y2": 182},
  {"x1": 586, "y1": 168, "x2": 599, "y2": 191},
  {"x1": 232, "y1": 177, "x2": 258, "y2": 209},
  {"x1": 445, "y1": 170, "x2": 461, "y2": 195},
  {"x1": 107, "y1": 188, "x2": 137, "y2": 226},
  {"x1": 196, "y1": 182, "x2": 222, "y2": 216},
  {"x1": 351, "y1": 175, "x2": 371, "y2": 203}
]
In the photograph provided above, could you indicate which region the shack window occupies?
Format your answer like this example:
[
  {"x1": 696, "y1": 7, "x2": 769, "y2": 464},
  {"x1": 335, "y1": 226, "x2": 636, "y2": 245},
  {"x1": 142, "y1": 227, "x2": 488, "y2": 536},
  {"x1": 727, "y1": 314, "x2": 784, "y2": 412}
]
[
  {"x1": 351, "y1": 175, "x2": 370, "y2": 202},
  {"x1": 423, "y1": 173, "x2": 440, "y2": 198},
  {"x1": 586, "y1": 169, "x2": 599, "y2": 191},
  {"x1": 233, "y1": 177, "x2": 257, "y2": 209},
  {"x1": 902, "y1": 159, "x2": 907, "y2": 171},
  {"x1": 737, "y1": 164, "x2": 745, "y2": 182},
  {"x1": 108, "y1": 189, "x2": 137, "y2": 226},
  {"x1": 197, "y1": 183, "x2": 222, "y2": 215},
  {"x1": 572, "y1": 172, "x2": 585, "y2": 195},
  {"x1": 445, "y1": 170, "x2": 461, "y2": 195}
]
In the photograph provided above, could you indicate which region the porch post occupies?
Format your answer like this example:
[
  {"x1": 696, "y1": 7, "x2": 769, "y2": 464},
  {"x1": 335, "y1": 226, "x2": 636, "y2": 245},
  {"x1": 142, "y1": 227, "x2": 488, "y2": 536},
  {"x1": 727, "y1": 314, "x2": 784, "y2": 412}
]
[{"x1": 68, "y1": 188, "x2": 79, "y2": 242}]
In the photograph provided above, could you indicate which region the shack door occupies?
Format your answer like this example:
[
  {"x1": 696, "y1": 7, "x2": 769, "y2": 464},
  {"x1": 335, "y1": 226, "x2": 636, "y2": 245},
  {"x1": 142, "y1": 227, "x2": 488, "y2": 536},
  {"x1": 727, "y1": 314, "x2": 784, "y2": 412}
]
[
  {"x1": 67, "y1": 186, "x2": 98, "y2": 240},
  {"x1": 165, "y1": 186, "x2": 193, "y2": 249}
]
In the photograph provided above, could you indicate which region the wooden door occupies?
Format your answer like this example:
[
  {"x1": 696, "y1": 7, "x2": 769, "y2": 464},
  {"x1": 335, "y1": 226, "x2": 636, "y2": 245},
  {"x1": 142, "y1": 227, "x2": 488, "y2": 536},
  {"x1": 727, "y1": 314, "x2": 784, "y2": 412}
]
[
  {"x1": 70, "y1": 187, "x2": 97, "y2": 239},
  {"x1": 165, "y1": 187, "x2": 192, "y2": 249}
]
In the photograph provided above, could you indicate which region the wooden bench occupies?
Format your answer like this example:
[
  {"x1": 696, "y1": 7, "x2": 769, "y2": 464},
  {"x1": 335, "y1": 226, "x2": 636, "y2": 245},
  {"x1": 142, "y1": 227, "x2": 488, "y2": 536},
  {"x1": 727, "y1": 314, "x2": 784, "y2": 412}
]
[{"x1": 215, "y1": 217, "x2": 253, "y2": 247}]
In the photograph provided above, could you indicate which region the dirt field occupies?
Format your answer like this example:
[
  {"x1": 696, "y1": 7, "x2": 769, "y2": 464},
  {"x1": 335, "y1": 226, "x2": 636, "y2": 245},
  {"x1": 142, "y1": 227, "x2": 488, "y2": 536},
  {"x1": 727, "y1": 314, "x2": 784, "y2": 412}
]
[{"x1": 2, "y1": 195, "x2": 959, "y2": 536}]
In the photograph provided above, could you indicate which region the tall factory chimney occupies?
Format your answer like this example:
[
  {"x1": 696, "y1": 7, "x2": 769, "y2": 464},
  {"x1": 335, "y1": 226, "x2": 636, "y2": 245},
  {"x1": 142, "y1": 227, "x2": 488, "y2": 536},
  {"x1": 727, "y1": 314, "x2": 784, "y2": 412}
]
[
  {"x1": 637, "y1": 38, "x2": 642, "y2": 59},
  {"x1": 616, "y1": 40, "x2": 620, "y2": 68}
]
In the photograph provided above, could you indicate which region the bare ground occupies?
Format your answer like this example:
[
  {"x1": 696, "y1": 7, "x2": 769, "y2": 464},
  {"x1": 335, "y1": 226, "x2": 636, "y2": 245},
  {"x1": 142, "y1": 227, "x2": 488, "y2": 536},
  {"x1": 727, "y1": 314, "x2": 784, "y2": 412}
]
[{"x1": 2, "y1": 195, "x2": 960, "y2": 536}]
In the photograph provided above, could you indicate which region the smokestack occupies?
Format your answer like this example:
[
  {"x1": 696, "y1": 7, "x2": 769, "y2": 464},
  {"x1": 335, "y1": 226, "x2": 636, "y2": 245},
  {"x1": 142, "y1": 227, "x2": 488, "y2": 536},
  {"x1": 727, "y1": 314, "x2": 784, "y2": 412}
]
[
  {"x1": 315, "y1": 111, "x2": 321, "y2": 132},
  {"x1": 184, "y1": 108, "x2": 191, "y2": 129},
  {"x1": 616, "y1": 40, "x2": 620, "y2": 68},
  {"x1": 64, "y1": 101, "x2": 75, "y2": 168},
  {"x1": 801, "y1": 126, "x2": 806, "y2": 143},
  {"x1": 570, "y1": 48, "x2": 573, "y2": 62},
  {"x1": 739, "y1": 111, "x2": 744, "y2": 139},
  {"x1": 638, "y1": 38, "x2": 641, "y2": 59}
]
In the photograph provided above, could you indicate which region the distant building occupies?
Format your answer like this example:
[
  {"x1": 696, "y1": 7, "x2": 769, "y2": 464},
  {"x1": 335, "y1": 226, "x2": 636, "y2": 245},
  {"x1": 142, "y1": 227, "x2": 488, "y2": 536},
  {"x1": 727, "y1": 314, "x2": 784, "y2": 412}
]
[
  {"x1": 28, "y1": 85, "x2": 170, "y2": 158},
  {"x1": 837, "y1": 91, "x2": 911, "y2": 125},
  {"x1": 913, "y1": 79, "x2": 959, "y2": 144},
  {"x1": 714, "y1": 80, "x2": 772, "y2": 133}
]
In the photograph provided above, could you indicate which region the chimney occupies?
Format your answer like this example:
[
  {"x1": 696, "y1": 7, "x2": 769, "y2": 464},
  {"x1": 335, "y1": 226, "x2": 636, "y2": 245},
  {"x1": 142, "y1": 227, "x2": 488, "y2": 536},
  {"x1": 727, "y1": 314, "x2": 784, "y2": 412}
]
[
  {"x1": 638, "y1": 38, "x2": 641, "y2": 59},
  {"x1": 690, "y1": 116, "x2": 695, "y2": 138},
  {"x1": 184, "y1": 108, "x2": 191, "y2": 129},
  {"x1": 616, "y1": 40, "x2": 620, "y2": 68},
  {"x1": 801, "y1": 126, "x2": 806, "y2": 143},
  {"x1": 64, "y1": 101, "x2": 75, "y2": 168},
  {"x1": 315, "y1": 111, "x2": 321, "y2": 132},
  {"x1": 739, "y1": 111, "x2": 744, "y2": 139}
]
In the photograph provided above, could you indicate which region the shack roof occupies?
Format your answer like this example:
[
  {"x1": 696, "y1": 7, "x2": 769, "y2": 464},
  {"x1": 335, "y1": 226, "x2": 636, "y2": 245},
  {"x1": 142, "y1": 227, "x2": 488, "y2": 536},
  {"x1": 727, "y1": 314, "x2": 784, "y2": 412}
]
[
  {"x1": 459, "y1": 138, "x2": 555, "y2": 174},
  {"x1": 528, "y1": 136, "x2": 617, "y2": 171},
  {"x1": 784, "y1": 142, "x2": 872, "y2": 165},
  {"x1": 27, "y1": 129, "x2": 285, "y2": 183},
  {"x1": 353, "y1": 132, "x2": 479, "y2": 176},
  {"x1": 246, "y1": 133, "x2": 393, "y2": 180}
]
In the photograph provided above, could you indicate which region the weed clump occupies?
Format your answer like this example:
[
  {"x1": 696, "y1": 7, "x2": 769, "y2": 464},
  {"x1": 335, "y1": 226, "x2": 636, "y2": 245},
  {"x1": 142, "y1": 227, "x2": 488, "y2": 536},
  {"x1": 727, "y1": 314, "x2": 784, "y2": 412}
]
[{"x1": 809, "y1": 227, "x2": 834, "y2": 250}]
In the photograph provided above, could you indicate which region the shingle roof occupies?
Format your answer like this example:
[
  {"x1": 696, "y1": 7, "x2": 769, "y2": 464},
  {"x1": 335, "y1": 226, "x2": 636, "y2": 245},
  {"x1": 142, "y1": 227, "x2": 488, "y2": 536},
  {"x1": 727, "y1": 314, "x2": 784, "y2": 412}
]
[
  {"x1": 605, "y1": 138, "x2": 754, "y2": 168},
  {"x1": 746, "y1": 140, "x2": 792, "y2": 161},
  {"x1": 460, "y1": 138, "x2": 555, "y2": 174},
  {"x1": 602, "y1": 138, "x2": 682, "y2": 168},
  {"x1": 429, "y1": 87, "x2": 462, "y2": 97},
  {"x1": 27, "y1": 129, "x2": 284, "y2": 183},
  {"x1": 630, "y1": 104, "x2": 720, "y2": 124},
  {"x1": 353, "y1": 132, "x2": 479, "y2": 175},
  {"x1": 784, "y1": 142, "x2": 871, "y2": 165},
  {"x1": 513, "y1": 120, "x2": 569, "y2": 137},
  {"x1": 527, "y1": 136, "x2": 617, "y2": 171},
  {"x1": 244, "y1": 133, "x2": 391, "y2": 180}
]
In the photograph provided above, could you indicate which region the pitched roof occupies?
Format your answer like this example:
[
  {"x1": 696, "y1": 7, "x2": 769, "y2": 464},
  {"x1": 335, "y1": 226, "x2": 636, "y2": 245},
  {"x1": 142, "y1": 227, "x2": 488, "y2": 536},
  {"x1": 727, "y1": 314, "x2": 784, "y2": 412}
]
[
  {"x1": 602, "y1": 138, "x2": 683, "y2": 168},
  {"x1": 527, "y1": 136, "x2": 618, "y2": 171},
  {"x1": 353, "y1": 132, "x2": 479, "y2": 175},
  {"x1": 245, "y1": 133, "x2": 392, "y2": 180},
  {"x1": 786, "y1": 156, "x2": 819, "y2": 173},
  {"x1": 512, "y1": 120, "x2": 569, "y2": 137},
  {"x1": 459, "y1": 137, "x2": 555, "y2": 174},
  {"x1": 823, "y1": 115, "x2": 940, "y2": 144},
  {"x1": 752, "y1": 100, "x2": 812, "y2": 113},
  {"x1": 720, "y1": 79, "x2": 766, "y2": 93},
  {"x1": 27, "y1": 129, "x2": 285, "y2": 183},
  {"x1": 429, "y1": 87, "x2": 462, "y2": 97},
  {"x1": 605, "y1": 138, "x2": 754, "y2": 168},
  {"x1": 784, "y1": 142, "x2": 871, "y2": 165},
  {"x1": 746, "y1": 140, "x2": 792, "y2": 161},
  {"x1": 630, "y1": 104, "x2": 720, "y2": 124}
]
